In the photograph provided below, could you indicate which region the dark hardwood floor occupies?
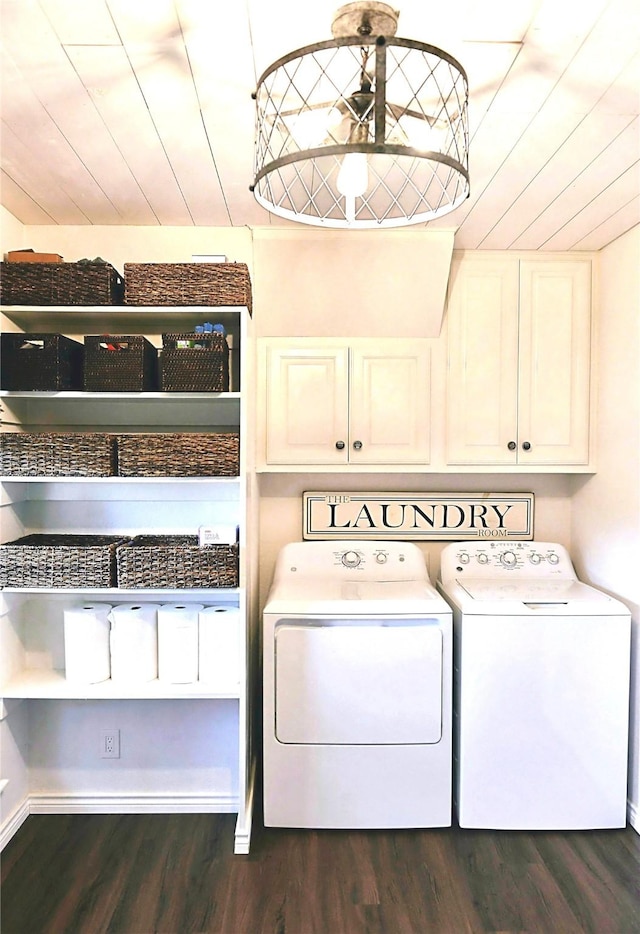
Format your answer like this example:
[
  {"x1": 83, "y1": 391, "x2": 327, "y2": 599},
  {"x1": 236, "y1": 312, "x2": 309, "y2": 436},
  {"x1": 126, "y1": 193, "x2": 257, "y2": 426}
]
[{"x1": 2, "y1": 811, "x2": 640, "y2": 934}]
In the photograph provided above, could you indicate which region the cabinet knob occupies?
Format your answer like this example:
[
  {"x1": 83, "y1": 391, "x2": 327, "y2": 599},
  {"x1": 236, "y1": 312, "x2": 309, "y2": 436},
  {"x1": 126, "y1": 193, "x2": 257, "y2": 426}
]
[
  {"x1": 353, "y1": 440, "x2": 363, "y2": 450},
  {"x1": 522, "y1": 441, "x2": 531, "y2": 451},
  {"x1": 335, "y1": 440, "x2": 345, "y2": 450},
  {"x1": 507, "y1": 441, "x2": 517, "y2": 451}
]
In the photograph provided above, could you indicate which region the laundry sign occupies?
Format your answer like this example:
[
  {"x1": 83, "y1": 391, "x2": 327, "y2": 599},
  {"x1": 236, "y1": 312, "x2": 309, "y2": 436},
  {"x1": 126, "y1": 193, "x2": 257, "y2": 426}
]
[{"x1": 303, "y1": 492, "x2": 534, "y2": 541}]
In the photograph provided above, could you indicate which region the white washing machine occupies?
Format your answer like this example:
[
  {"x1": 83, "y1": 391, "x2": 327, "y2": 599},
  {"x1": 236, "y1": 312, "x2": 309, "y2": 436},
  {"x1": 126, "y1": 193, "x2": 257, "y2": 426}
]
[
  {"x1": 263, "y1": 540, "x2": 452, "y2": 829},
  {"x1": 437, "y1": 540, "x2": 631, "y2": 830}
]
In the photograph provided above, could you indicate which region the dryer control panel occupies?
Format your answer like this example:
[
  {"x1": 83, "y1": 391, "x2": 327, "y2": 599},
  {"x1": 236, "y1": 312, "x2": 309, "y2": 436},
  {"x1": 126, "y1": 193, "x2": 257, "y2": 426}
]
[
  {"x1": 439, "y1": 541, "x2": 576, "y2": 583},
  {"x1": 271, "y1": 539, "x2": 429, "y2": 582}
]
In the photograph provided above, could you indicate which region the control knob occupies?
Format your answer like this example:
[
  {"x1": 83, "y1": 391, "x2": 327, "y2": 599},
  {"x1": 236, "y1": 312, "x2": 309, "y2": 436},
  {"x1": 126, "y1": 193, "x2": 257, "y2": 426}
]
[
  {"x1": 477, "y1": 553, "x2": 489, "y2": 565},
  {"x1": 341, "y1": 550, "x2": 361, "y2": 568},
  {"x1": 529, "y1": 552, "x2": 542, "y2": 565},
  {"x1": 375, "y1": 552, "x2": 388, "y2": 564},
  {"x1": 500, "y1": 550, "x2": 517, "y2": 567},
  {"x1": 547, "y1": 552, "x2": 560, "y2": 565},
  {"x1": 458, "y1": 552, "x2": 470, "y2": 565}
]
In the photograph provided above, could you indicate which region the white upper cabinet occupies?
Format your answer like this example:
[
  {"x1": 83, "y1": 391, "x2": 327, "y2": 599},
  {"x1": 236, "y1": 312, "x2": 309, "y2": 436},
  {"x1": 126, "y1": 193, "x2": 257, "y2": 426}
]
[
  {"x1": 517, "y1": 260, "x2": 592, "y2": 465},
  {"x1": 349, "y1": 344, "x2": 431, "y2": 465},
  {"x1": 260, "y1": 339, "x2": 431, "y2": 467},
  {"x1": 446, "y1": 258, "x2": 519, "y2": 465},
  {"x1": 263, "y1": 344, "x2": 349, "y2": 466},
  {"x1": 446, "y1": 256, "x2": 593, "y2": 467}
]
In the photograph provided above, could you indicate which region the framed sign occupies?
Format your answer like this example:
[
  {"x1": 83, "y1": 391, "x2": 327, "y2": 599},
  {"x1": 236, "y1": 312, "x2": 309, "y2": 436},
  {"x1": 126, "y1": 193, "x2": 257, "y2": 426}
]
[{"x1": 303, "y1": 492, "x2": 534, "y2": 541}]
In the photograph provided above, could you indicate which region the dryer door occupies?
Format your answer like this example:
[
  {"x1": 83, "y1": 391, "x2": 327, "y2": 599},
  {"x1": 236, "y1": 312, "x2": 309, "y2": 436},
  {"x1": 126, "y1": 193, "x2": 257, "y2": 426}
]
[{"x1": 275, "y1": 617, "x2": 443, "y2": 745}]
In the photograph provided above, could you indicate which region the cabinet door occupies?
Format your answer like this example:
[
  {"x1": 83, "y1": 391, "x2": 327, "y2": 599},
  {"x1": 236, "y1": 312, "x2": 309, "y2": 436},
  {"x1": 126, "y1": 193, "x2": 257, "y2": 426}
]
[
  {"x1": 265, "y1": 345, "x2": 349, "y2": 464},
  {"x1": 446, "y1": 257, "x2": 520, "y2": 464},
  {"x1": 518, "y1": 260, "x2": 591, "y2": 465},
  {"x1": 349, "y1": 341, "x2": 431, "y2": 464}
]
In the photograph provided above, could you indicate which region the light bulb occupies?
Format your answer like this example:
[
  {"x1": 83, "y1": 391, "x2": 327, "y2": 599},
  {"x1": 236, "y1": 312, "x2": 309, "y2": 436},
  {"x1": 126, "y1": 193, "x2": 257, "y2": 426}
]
[
  {"x1": 290, "y1": 107, "x2": 342, "y2": 148},
  {"x1": 397, "y1": 115, "x2": 446, "y2": 153},
  {"x1": 336, "y1": 152, "x2": 369, "y2": 198}
]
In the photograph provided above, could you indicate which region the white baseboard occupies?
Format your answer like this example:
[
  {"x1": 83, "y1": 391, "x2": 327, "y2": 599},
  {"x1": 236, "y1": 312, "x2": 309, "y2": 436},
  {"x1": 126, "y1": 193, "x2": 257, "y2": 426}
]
[
  {"x1": 0, "y1": 797, "x2": 30, "y2": 851},
  {"x1": 28, "y1": 791, "x2": 239, "y2": 814},
  {"x1": 628, "y1": 799, "x2": 639, "y2": 834}
]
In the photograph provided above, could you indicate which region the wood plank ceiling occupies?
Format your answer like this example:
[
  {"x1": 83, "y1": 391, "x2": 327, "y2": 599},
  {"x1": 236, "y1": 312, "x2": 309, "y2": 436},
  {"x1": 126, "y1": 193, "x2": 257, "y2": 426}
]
[{"x1": 1, "y1": 0, "x2": 639, "y2": 250}]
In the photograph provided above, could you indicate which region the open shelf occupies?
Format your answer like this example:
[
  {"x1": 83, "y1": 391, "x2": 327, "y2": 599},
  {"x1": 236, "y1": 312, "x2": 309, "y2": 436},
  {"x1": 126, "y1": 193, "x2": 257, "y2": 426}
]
[
  {"x1": 0, "y1": 587, "x2": 240, "y2": 596},
  {"x1": 1, "y1": 669, "x2": 240, "y2": 700},
  {"x1": 0, "y1": 305, "x2": 244, "y2": 331},
  {"x1": 0, "y1": 476, "x2": 240, "y2": 485},
  {"x1": 0, "y1": 391, "x2": 240, "y2": 401}
]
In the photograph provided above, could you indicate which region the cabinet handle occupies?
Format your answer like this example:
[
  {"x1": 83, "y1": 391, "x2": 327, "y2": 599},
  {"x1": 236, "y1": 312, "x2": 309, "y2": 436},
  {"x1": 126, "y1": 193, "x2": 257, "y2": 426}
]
[
  {"x1": 507, "y1": 441, "x2": 517, "y2": 451},
  {"x1": 335, "y1": 440, "x2": 345, "y2": 450},
  {"x1": 522, "y1": 441, "x2": 531, "y2": 451},
  {"x1": 352, "y1": 440, "x2": 363, "y2": 450}
]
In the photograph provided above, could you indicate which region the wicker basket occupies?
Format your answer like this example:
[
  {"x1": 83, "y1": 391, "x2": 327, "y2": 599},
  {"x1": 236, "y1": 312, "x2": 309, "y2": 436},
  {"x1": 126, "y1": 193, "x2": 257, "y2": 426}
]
[
  {"x1": 116, "y1": 433, "x2": 239, "y2": 477},
  {"x1": 0, "y1": 432, "x2": 116, "y2": 477},
  {"x1": 0, "y1": 534, "x2": 124, "y2": 588},
  {"x1": 83, "y1": 335, "x2": 158, "y2": 392},
  {"x1": 160, "y1": 332, "x2": 229, "y2": 392},
  {"x1": 124, "y1": 262, "x2": 252, "y2": 313},
  {"x1": 0, "y1": 332, "x2": 84, "y2": 390},
  {"x1": 0, "y1": 261, "x2": 124, "y2": 305},
  {"x1": 116, "y1": 535, "x2": 239, "y2": 589}
]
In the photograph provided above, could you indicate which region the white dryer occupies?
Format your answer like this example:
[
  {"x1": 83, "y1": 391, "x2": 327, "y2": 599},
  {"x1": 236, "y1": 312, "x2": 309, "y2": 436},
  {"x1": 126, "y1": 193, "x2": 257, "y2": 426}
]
[
  {"x1": 437, "y1": 540, "x2": 631, "y2": 830},
  {"x1": 263, "y1": 540, "x2": 452, "y2": 829}
]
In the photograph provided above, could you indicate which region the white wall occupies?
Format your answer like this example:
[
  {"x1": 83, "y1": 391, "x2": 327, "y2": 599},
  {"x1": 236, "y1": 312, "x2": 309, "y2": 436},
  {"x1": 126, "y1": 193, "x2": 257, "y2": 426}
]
[
  {"x1": 252, "y1": 227, "x2": 454, "y2": 337},
  {"x1": 0, "y1": 206, "x2": 25, "y2": 251},
  {"x1": 28, "y1": 700, "x2": 239, "y2": 805},
  {"x1": 0, "y1": 699, "x2": 29, "y2": 846},
  {"x1": 571, "y1": 225, "x2": 640, "y2": 830}
]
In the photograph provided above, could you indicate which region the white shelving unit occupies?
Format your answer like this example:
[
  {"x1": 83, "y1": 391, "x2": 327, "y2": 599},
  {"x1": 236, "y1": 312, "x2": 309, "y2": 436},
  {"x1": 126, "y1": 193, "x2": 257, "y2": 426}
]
[{"x1": 0, "y1": 305, "x2": 257, "y2": 854}]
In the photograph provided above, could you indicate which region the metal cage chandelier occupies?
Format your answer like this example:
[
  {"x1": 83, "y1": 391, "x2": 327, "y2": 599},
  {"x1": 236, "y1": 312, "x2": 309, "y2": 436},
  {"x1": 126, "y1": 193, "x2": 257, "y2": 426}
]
[{"x1": 251, "y1": 2, "x2": 470, "y2": 229}]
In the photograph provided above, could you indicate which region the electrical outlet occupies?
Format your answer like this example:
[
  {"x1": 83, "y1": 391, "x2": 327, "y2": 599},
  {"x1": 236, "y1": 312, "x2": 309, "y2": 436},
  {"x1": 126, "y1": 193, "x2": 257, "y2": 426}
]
[{"x1": 101, "y1": 729, "x2": 120, "y2": 759}]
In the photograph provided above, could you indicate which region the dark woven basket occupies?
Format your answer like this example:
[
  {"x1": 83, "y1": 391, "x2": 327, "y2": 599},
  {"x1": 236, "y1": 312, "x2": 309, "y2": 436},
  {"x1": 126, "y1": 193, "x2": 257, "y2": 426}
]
[
  {"x1": 124, "y1": 262, "x2": 252, "y2": 313},
  {"x1": 160, "y1": 332, "x2": 229, "y2": 392},
  {"x1": 0, "y1": 262, "x2": 124, "y2": 305},
  {"x1": 83, "y1": 335, "x2": 158, "y2": 392},
  {"x1": 0, "y1": 534, "x2": 124, "y2": 588},
  {"x1": 0, "y1": 432, "x2": 116, "y2": 477},
  {"x1": 116, "y1": 433, "x2": 239, "y2": 477},
  {"x1": 0, "y1": 332, "x2": 84, "y2": 390},
  {"x1": 116, "y1": 535, "x2": 239, "y2": 589}
]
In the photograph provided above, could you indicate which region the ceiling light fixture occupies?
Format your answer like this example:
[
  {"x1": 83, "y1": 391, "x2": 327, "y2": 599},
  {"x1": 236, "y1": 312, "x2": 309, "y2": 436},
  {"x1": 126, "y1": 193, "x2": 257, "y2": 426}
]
[{"x1": 251, "y1": 1, "x2": 470, "y2": 228}]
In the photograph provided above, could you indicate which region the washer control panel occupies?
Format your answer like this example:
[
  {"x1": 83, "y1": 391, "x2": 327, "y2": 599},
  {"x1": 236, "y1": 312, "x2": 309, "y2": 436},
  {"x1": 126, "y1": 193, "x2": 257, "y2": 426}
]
[{"x1": 439, "y1": 541, "x2": 575, "y2": 583}]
